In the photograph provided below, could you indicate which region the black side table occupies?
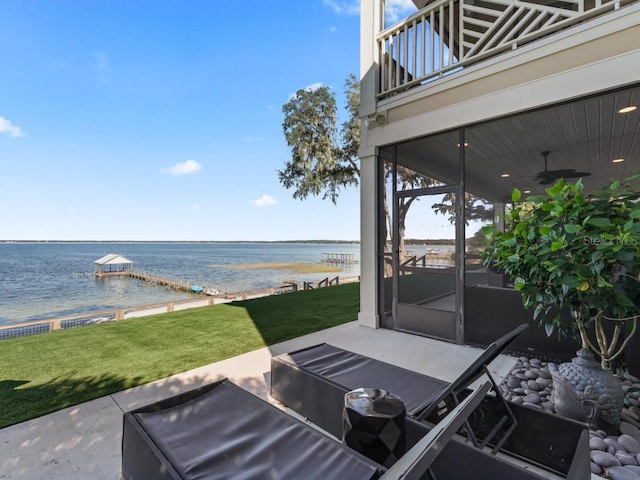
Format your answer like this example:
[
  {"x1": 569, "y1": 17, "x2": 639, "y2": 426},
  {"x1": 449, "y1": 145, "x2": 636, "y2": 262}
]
[{"x1": 342, "y1": 387, "x2": 407, "y2": 468}]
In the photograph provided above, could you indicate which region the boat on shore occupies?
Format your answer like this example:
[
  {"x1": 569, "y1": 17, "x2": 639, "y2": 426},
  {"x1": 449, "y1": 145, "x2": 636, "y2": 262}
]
[{"x1": 190, "y1": 285, "x2": 203, "y2": 293}]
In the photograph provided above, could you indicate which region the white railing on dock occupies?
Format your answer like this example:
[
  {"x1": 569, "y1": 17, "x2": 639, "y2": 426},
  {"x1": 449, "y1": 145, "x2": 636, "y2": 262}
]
[
  {"x1": 322, "y1": 252, "x2": 359, "y2": 265},
  {"x1": 377, "y1": 0, "x2": 633, "y2": 97}
]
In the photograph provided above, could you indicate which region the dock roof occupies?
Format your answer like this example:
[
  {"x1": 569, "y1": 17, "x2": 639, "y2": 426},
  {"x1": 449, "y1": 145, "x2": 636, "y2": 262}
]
[{"x1": 94, "y1": 254, "x2": 134, "y2": 265}]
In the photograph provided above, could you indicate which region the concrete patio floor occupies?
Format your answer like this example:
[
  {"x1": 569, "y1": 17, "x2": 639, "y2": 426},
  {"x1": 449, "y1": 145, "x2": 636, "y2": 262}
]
[{"x1": 0, "y1": 321, "x2": 592, "y2": 479}]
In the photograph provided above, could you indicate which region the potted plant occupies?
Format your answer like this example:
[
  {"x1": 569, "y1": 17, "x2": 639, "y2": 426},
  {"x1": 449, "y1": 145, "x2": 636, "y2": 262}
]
[{"x1": 481, "y1": 177, "x2": 640, "y2": 430}]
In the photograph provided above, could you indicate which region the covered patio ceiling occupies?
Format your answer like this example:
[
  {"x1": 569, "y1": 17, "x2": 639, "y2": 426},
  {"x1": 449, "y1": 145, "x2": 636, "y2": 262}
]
[{"x1": 389, "y1": 83, "x2": 640, "y2": 203}]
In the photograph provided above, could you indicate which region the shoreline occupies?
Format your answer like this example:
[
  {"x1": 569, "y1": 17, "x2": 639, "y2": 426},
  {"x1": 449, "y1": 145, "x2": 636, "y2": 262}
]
[
  {"x1": 0, "y1": 242, "x2": 364, "y2": 327},
  {"x1": 0, "y1": 275, "x2": 361, "y2": 336},
  {"x1": 0, "y1": 239, "x2": 457, "y2": 245},
  {"x1": 0, "y1": 239, "x2": 362, "y2": 244}
]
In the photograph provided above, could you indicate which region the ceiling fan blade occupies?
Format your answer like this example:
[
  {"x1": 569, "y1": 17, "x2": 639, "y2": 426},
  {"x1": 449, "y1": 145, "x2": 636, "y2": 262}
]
[
  {"x1": 561, "y1": 171, "x2": 592, "y2": 178},
  {"x1": 536, "y1": 168, "x2": 577, "y2": 177},
  {"x1": 515, "y1": 151, "x2": 592, "y2": 187},
  {"x1": 538, "y1": 171, "x2": 591, "y2": 185}
]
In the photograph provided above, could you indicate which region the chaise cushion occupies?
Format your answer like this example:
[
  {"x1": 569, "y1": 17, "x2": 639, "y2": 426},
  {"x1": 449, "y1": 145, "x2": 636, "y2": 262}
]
[{"x1": 122, "y1": 379, "x2": 380, "y2": 480}]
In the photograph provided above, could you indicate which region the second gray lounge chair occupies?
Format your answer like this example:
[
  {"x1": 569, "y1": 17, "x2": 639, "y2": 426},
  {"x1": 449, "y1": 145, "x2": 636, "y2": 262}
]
[{"x1": 270, "y1": 324, "x2": 590, "y2": 479}]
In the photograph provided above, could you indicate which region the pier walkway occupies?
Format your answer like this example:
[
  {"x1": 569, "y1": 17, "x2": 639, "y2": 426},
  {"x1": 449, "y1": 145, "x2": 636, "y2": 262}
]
[{"x1": 125, "y1": 271, "x2": 198, "y2": 293}]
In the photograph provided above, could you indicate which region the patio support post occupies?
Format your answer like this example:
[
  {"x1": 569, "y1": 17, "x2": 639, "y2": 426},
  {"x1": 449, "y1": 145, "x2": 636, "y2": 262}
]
[
  {"x1": 456, "y1": 128, "x2": 466, "y2": 344},
  {"x1": 359, "y1": 151, "x2": 380, "y2": 328},
  {"x1": 358, "y1": 0, "x2": 384, "y2": 329}
]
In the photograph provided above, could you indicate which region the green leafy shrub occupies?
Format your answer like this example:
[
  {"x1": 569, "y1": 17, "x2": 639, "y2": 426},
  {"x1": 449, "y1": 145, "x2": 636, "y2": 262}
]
[{"x1": 482, "y1": 177, "x2": 640, "y2": 368}]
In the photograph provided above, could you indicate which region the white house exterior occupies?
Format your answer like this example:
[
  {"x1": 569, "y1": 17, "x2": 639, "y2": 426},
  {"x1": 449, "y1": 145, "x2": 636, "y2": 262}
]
[{"x1": 358, "y1": 0, "x2": 640, "y2": 342}]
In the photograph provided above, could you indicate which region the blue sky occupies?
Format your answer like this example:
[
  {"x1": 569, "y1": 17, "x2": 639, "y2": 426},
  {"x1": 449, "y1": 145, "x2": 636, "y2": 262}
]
[{"x1": 0, "y1": 1, "x2": 418, "y2": 241}]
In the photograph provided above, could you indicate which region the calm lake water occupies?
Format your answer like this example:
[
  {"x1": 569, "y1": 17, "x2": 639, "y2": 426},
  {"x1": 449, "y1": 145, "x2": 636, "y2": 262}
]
[{"x1": 0, "y1": 242, "x2": 361, "y2": 325}]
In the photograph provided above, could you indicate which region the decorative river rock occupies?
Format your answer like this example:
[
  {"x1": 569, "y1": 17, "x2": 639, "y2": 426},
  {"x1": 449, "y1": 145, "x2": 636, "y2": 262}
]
[{"x1": 500, "y1": 355, "x2": 640, "y2": 479}]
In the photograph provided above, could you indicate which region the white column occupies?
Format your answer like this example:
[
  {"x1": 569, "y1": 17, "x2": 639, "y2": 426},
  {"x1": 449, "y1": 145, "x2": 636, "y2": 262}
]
[
  {"x1": 359, "y1": 1, "x2": 384, "y2": 328},
  {"x1": 358, "y1": 151, "x2": 379, "y2": 328},
  {"x1": 360, "y1": 0, "x2": 383, "y2": 118}
]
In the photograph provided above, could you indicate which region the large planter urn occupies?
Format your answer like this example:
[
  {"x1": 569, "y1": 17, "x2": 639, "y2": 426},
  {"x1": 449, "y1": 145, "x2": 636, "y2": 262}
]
[{"x1": 550, "y1": 349, "x2": 624, "y2": 434}]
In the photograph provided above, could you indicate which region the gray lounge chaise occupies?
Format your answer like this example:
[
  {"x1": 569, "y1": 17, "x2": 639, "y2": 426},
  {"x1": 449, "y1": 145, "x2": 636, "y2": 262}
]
[
  {"x1": 271, "y1": 324, "x2": 529, "y2": 443},
  {"x1": 121, "y1": 378, "x2": 548, "y2": 479},
  {"x1": 270, "y1": 324, "x2": 590, "y2": 479}
]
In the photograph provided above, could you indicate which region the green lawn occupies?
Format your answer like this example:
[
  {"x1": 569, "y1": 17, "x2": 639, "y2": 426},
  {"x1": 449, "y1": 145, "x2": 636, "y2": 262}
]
[{"x1": 0, "y1": 283, "x2": 359, "y2": 428}]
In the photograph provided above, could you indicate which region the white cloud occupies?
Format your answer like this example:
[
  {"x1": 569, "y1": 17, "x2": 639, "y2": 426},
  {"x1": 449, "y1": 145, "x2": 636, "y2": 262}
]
[
  {"x1": 322, "y1": 0, "x2": 360, "y2": 15},
  {"x1": 162, "y1": 160, "x2": 202, "y2": 176},
  {"x1": 0, "y1": 117, "x2": 25, "y2": 137},
  {"x1": 322, "y1": 0, "x2": 417, "y2": 24},
  {"x1": 304, "y1": 82, "x2": 324, "y2": 92},
  {"x1": 251, "y1": 194, "x2": 277, "y2": 207},
  {"x1": 288, "y1": 82, "x2": 325, "y2": 101},
  {"x1": 385, "y1": 0, "x2": 418, "y2": 23},
  {"x1": 329, "y1": 26, "x2": 337, "y2": 33},
  {"x1": 189, "y1": 203, "x2": 200, "y2": 210}
]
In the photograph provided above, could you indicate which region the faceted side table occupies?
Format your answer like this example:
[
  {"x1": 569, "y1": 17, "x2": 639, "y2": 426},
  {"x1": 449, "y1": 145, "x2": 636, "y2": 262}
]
[{"x1": 342, "y1": 387, "x2": 407, "y2": 468}]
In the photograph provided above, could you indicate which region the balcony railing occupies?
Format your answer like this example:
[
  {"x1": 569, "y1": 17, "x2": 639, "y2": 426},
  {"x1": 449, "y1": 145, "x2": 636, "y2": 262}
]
[{"x1": 377, "y1": 0, "x2": 633, "y2": 98}]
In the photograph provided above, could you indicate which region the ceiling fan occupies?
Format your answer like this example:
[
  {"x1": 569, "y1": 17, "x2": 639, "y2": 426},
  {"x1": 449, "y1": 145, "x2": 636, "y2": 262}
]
[{"x1": 529, "y1": 150, "x2": 591, "y2": 185}]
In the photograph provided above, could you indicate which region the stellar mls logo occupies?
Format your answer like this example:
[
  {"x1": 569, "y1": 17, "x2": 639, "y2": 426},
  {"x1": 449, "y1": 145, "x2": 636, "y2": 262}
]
[{"x1": 583, "y1": 236, "x2": 638, "y2": 246}]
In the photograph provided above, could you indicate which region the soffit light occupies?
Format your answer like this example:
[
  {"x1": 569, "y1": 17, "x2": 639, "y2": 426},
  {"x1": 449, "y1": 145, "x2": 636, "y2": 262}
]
[
  {"x1": 500, "y1": 173, "x2": 510, "y2": 178},
  {"x1": 524, "y1": 190, "x2": 531, "y2": 194},
  {"x1": 456, "y1": 142, "x2": 469, "y2": 147},
  {"x1": 612, "y1": 158, "x2": 625, "y2": 163},
  {"x1": 619, "y1": 106, "x2": 637, "y2": 113}
]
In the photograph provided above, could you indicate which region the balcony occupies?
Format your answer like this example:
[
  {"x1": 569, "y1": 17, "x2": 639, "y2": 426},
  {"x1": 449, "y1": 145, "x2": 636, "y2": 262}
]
[{"x1": 377, "y1": 0, "x2": 638, "y2": 98}]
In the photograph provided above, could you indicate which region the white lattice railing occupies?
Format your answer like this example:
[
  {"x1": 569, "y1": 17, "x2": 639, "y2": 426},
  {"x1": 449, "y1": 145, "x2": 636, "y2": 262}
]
[{"x1": 377, "y1": 0, "x2": 633, "y2": 97}]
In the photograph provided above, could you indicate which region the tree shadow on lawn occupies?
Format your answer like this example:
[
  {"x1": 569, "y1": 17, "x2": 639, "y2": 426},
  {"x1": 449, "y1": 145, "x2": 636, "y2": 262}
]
[
  {"x1": 224, "y1": 282, "x2": 360, "y2": 347},
  {"x1": 1, "y1": 368, "x2": 278, "y2": 430},
  {"x1": 0, "y1": 373, "x2": 145, "y2": 429},
  {"x1": 0, "y1": 373, "x2": 276, "y2": 479}
]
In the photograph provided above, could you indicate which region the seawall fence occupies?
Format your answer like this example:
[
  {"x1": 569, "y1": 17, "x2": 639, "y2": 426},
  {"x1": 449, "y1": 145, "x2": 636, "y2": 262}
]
[{"x1": 0, "y1": 275, "x2": 360, "y2": 341}]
